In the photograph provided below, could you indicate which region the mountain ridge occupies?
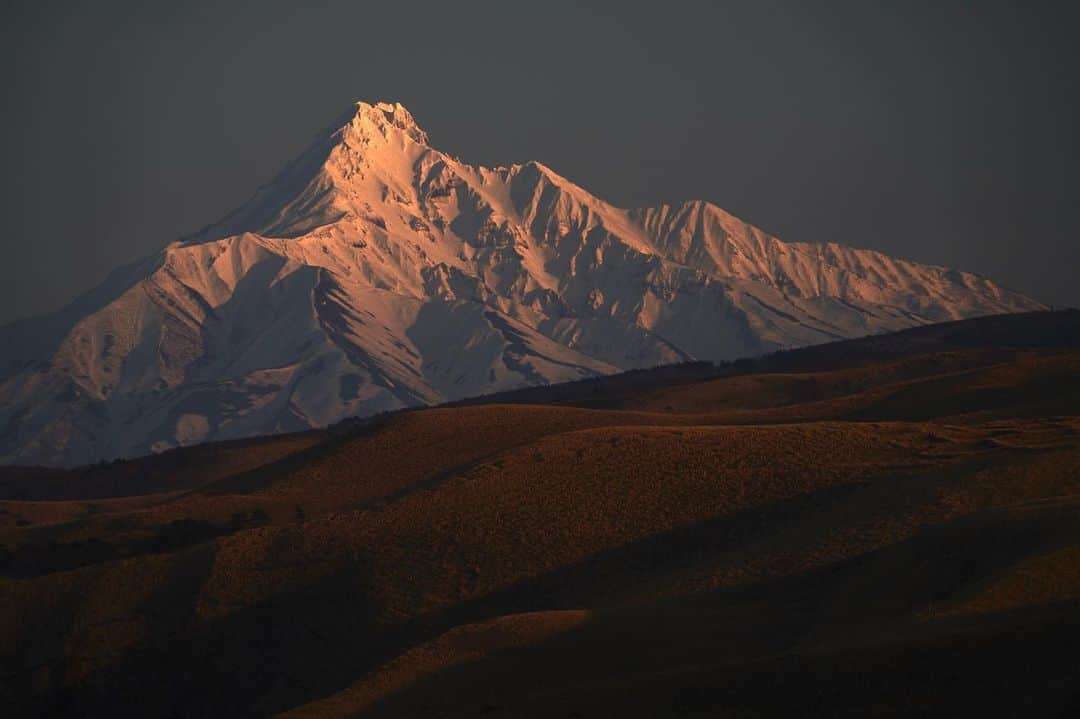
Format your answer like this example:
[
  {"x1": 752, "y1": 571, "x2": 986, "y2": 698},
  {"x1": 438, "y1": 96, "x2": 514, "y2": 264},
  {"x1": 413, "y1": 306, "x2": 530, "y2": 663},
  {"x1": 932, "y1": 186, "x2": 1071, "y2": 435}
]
[{"x1": 0, "y1": 100, "x2": 1043, "y2": 466}]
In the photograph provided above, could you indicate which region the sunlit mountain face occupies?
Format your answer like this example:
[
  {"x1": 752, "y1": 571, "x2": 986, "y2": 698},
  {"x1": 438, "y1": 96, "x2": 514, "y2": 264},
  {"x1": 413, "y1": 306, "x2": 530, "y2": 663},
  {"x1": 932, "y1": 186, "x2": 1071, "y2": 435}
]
[{"x1": 0, "y1": 101, "x2": 1041, "y2": 467}]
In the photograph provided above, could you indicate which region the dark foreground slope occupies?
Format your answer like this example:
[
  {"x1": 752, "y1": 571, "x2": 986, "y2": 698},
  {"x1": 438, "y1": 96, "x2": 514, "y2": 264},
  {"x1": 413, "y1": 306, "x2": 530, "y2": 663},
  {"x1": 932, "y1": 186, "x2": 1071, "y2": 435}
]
[{"x1": 2, "y1": 310, "x2": 1079, "y2": 717}]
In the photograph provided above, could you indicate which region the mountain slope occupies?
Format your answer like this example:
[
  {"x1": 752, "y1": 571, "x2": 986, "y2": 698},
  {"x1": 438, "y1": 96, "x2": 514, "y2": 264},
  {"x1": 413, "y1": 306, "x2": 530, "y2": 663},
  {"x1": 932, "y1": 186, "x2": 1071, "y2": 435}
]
[{"x1": 0, "y1": 101, "x2": 1042, "y2": 466}]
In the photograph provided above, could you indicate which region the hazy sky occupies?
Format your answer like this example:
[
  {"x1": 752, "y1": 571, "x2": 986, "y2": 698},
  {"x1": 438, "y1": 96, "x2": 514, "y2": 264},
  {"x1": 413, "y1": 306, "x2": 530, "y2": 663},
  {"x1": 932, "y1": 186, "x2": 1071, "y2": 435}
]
[{"x1": 1, "y1": 0, "x2": 1077, "y2": 325}]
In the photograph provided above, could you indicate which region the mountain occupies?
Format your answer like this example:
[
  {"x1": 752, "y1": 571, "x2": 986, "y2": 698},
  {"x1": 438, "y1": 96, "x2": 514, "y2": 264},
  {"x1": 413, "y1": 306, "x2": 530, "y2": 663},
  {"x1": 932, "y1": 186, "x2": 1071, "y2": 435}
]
[{"x1": 0, "y1": 101, "x2": 1042, "y2": 467}]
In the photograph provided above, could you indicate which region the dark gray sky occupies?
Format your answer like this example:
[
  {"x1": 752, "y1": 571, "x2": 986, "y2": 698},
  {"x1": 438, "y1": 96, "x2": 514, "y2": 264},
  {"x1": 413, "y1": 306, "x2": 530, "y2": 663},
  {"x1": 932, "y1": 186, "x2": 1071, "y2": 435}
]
[{"x1": 2, "y1": 0, "x2": 1077, "y2": 325}]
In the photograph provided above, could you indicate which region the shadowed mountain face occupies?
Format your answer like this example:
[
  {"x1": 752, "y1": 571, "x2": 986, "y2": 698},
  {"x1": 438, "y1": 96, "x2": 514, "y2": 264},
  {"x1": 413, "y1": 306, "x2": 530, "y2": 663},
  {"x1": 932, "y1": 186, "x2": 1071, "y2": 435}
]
[
  {"x1": 0, "y1": 101, "x2": 1042, "y2": 467},
  {"x1": 2, "y1": 311, "x2": 1079, "y2": 717}
]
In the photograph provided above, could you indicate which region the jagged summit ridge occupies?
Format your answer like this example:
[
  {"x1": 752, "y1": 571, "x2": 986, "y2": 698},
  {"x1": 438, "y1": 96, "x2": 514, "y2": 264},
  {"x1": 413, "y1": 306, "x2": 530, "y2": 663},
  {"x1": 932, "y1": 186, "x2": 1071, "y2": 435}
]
[
  {"x1": 0, "y1": 101, "x2": 1043, "y2": 466},
  {"x1": 363, "y1": 100, "x2": 430, "y2": 144}
]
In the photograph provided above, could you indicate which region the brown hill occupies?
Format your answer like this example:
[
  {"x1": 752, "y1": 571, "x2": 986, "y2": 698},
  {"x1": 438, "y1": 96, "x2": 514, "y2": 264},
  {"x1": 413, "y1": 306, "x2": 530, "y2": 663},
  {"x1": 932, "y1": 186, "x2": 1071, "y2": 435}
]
[{"x1": 2, "y1": 310, "x2": 1079, "y2": 717}]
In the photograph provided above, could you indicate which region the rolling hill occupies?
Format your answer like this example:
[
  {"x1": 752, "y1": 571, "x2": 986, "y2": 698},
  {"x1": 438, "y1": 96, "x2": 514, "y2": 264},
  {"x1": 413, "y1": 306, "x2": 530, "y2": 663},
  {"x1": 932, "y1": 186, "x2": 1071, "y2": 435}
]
[{"x1": 2, "y1": 310, "x2": 1078, "y2": 716}]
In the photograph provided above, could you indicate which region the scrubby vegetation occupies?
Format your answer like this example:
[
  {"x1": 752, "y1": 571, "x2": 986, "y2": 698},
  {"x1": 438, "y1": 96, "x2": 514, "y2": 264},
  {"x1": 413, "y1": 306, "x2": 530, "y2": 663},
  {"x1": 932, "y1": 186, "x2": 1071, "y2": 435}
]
[{"x1": 2, "y1": 311, "x2": 1079, "y2": 717}]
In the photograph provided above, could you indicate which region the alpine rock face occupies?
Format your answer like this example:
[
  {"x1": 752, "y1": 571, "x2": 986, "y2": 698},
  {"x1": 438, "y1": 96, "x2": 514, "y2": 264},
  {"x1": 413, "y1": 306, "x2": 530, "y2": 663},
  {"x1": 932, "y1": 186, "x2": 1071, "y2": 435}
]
[{"x1": 0, "y1": 102, "x2": 1043, "y2": 466}]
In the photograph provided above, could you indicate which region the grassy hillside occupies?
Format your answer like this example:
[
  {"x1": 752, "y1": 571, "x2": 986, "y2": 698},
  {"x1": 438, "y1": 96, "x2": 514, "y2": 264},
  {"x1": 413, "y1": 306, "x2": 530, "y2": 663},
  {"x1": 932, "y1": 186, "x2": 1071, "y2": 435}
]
[{"x1": 2, "y1": 310, "x2": 1079, "y2": 717}]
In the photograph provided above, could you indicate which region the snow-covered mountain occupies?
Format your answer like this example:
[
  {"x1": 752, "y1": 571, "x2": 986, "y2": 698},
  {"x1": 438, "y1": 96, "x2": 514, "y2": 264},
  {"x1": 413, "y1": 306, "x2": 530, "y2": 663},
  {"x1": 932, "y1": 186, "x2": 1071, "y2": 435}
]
[{"x1": 0, "y1": 101, "x2": 1042, "y2": 466}]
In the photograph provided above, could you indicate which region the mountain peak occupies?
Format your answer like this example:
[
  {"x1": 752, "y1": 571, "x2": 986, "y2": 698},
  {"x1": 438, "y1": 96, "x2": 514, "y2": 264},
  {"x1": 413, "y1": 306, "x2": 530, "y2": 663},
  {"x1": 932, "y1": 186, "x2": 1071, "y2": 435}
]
[
  {"x1": 350, "y1": 100, "x2": 429, "y2": 145},
  {"x1": 0, "y1": 99, "x2": 1044, "y2": 466}
]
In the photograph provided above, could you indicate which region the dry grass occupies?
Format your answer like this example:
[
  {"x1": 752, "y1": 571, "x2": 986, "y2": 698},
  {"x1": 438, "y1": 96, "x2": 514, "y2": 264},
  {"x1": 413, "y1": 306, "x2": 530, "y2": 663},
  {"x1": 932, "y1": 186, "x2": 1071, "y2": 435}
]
[
  {"x1": 2, "y1": 314, "x2": 1079, "y2": 717},
  {"x1": 280, "y1": 610, "x2": 592, "y2": 718}
]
